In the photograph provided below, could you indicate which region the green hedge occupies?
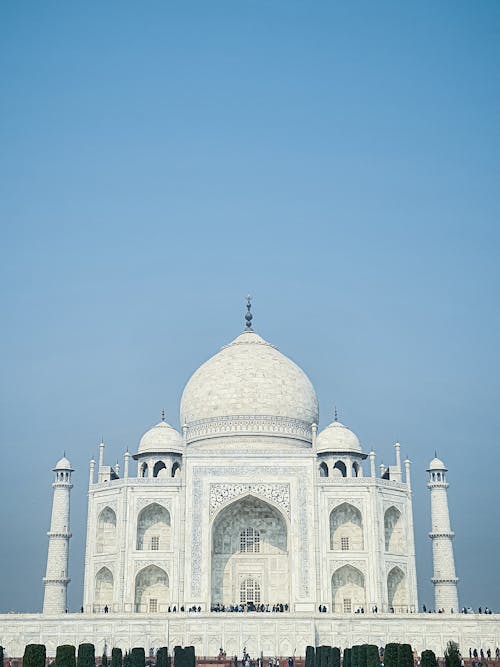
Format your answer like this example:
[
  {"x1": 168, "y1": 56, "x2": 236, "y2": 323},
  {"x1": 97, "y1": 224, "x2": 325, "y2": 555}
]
[
  {"x1": 421, "y1": 651, "x2": 437, "y2": 667},
  {"x1": 351, "y1": 646, "x2": 360, "y2": 667},
  {"x1": 358, "y1": 645, "x2": 368, "y2": 667},
  {"x1": 156, "y1": 648, "x2": 168, "y2": 667},
  {"x1": 130, "y1": 648, "x2": 145, "y2": 667},
  {"x1": 330, "y1": 647, "x2": 341, "y2": 667},
  {"x1": 384, "y1": 644, "x2": 399, "y2": 667},
  {"x1": 397, "y1": 644, "x2": 413, "y2": 667},
  {"x1": 306, "y1": 646, "x2": 315, "y2": 667},
  {"x1": 343, "y1": 648, "x2": 351, "y2": 667},
  {"x1": 24, "y1": 645, "x2": 47, "y2": 667},
  {"x1": 366, "y1": 645, "x2": 379, "y2": 667},
  {"x1": 56, "y1": 645, "x2": 76, "y2": 667},
  {"x1": 78, "y1": 644, "x2": 95, "y2": 667},
  {"x1": 445, "y1": 641, "x2": 460, "y2": 667},
  {"x1": 111, "y1": 649, "x2": 122, "y2": 667},
  {"x1": 174, "y1": 647, "x2": 184, "y2": 667}
]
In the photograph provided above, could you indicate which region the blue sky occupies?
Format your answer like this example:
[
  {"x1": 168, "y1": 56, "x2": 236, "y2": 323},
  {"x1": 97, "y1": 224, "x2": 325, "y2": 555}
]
[{"x1": 0, "y1": 1, "x2": 499, "y2": 613}]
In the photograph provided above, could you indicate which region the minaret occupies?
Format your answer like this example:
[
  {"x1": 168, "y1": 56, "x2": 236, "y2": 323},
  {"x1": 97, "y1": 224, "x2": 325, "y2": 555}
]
[
  {"x1": 427, "y1": 455, "x2": 459, "y2": 612},
  {"x1": 43, "y1": 455, "x2": 73, "y2": 614}
]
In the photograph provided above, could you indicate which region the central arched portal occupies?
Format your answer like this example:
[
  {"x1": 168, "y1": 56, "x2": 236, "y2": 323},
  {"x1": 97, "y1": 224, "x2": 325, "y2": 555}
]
[{"x1": 211, "y1": 495, "x2": 289, "y2": 606}]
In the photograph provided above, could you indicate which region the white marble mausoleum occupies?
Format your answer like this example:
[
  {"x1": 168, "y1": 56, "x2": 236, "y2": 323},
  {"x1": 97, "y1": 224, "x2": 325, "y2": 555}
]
[{"x1": 1, "y1": 304, "x2": 498, "y2": 657}]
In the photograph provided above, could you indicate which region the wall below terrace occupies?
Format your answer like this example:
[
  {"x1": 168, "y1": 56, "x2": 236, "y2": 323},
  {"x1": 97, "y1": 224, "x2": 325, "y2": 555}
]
[{"x1": 0, "y1": 613, "x2": 499, "y2": 659}]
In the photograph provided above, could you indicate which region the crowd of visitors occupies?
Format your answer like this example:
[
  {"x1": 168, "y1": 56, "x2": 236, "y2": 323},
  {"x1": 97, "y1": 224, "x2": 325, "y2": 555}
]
[
  {"x1": 211, "y1": 603, "x2": 289, "y2": 612},
  {"x1": 224, "y1": 647, "x2": 294, "y2": 667},
  {"x1": 420, "y1": 605, "x2": 495, "y2": 614}
]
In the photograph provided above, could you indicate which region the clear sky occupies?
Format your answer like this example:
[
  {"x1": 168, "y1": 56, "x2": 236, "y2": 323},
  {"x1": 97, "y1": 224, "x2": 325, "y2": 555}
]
[{"x1": 1, "y1": 1, "x2": 499, "y2": 613}]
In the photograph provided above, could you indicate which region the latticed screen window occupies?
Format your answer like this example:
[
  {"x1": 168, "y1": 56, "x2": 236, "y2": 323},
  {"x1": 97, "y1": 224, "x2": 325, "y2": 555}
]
[
  {"x1": 343, "y1": 598, "x2": 352, "y2": 613},
  {"x1": 341, "y1": 537, "x2": 350, "y2": 551},
  {"x1": 151, "y1": 536, "x2": 160, "y2": 551},
  {"x1": 240, "y1": 527, "x2": 260, "y2": 553},
  {"x1": 149, "y1": 598, "x2": 158, "y2": 612},
  {"x1": 240, "y1": 577, "x2": 261, "y2": 604}
]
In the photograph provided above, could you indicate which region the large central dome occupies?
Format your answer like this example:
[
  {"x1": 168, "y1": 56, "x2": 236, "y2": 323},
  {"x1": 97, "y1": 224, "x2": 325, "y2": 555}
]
[{"x1": 180, "y1": 330, "x2": 319, "y2": 446}]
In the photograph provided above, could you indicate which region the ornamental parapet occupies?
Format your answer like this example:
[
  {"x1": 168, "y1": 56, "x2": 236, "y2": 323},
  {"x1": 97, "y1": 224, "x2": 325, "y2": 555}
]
[
  {"x1": 47, "y1": 531, "x2": 72, "y2": 538},
  {"x1": 185, "y1": 415, "x2": 313, "y2": 445},
  {"x1": 429, "y1": 531, "x2": 455, "y2": 538},
  {"x1": 431, "y1": 577, "x2": 459, "y2": 584}
]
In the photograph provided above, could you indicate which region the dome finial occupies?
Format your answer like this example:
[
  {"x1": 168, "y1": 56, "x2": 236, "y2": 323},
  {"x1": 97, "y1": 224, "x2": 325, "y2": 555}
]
[
  {"x1": 161, "y1": 408, "x2": 165, "y2": 422},
  {"x1": 334, "y1": 405, "x2": 338, "y2": 422},
  {"x1": 245, "y1": 294, "x2": 253, "y2": 331}
]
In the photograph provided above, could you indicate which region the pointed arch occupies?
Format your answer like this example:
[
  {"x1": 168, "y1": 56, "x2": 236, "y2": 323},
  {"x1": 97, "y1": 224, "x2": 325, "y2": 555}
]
[
  {"x1": 96, "y1": 506, "x2": 116, "y2": 554},
  {"x1": 331, "y1": 564, "x2": 365, "y2": 613},
  {"x1": 140, "y1": 462, "x2": 148, "y2": 478},
  {"x1": 211, "y1": 494, "x2": 288, "y2": 606},
  {"x1": 330, "y1": 502, "x2": 363, "y2": 551},
  {"x1": 136, "y1": 503, "x2": 171, "y2": 551},
  {"x1": 95, "y1": 566, "x2": 113, "y2": 609},
  {"x1": 332, "y1": 461, "x2": 347, "y2": 477},
  {"x1": 319, "y1": 462, "x2": 329, "y2": 477},
  {"x1": 171, "y1": 461, "x2": 181, "y2": 477},
  {"x1": 384, "y1": 506, "x2": 405, "y2": 553},
  {"x1": 134, "y1": 565, "x2": 169, "y2": 612},
  {"x1": 387, "y1": 566, "x2": 407, "y2": 611},
  {"x1": 352, "y1": 461, "x2": 360, "y2": 477},
  {"x1": 153, "y1": 461, "x2": 166, "y2": 477}
]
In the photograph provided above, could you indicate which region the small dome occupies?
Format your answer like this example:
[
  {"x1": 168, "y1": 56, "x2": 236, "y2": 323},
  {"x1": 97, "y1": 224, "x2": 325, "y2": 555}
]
[
  {"x1": 180, "y1": 329, "x2": 319, "y2": 446},
  {"x1": 316, "y1": 420, "x2": 362, "y2": 454},
  {"x1": 54, "y1": 456, "x2": 72, "y2": 470},
  {"x1": 138, "y1": 420, "x2": 183, "y2": 454},
  {"x1": 428, "y1": 456, "x2": 446, "y2": 471}
]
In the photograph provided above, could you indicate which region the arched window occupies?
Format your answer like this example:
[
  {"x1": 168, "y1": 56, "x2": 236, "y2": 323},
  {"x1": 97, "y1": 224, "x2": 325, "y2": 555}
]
[
  {"x1": 319, "y1": 462, "x2": 329, "y2": 477},
  {"x1": 387, "y1": 566, "x2": 407, "y2": 611},
  {"x1": 171, "y1": 461, "x2": 180, "y2": 477},
  {"x1": 240, "y1": 527, "x2": 260, "y2": 553},
  {"x1": 95, "y1": 566, "x2": 113, "y2": 610},
  {"x1": 352, "y1": 461, "x2": 359, "y2": 477},
  {"x1": 240, "y1": 577, "x2": 261, "y2": 605},
  {"x1": 96, "y1": 506, "x2": 116, "y2": 554},
  {"x1": 332, "y1": 461, "x2": 347, "y2": 477},
  {"x1": 384, "y1": 506, "x2": 405, "y2": 553},
  {"x1": 330, "y1": 503, "x2": 364, "y2": 550},
  {"x1": 153, "y1": 461, "x2": 166, "y2": 478},
  {"x1": 136, "y1": 503, "x2": 171, "y2": 551},
  {"x1": 140, "y1": 462, "x2": 148, "y2": 478}
]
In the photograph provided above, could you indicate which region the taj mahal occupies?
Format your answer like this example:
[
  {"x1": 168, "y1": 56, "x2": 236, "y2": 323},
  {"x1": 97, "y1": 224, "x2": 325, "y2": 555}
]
[{"x1": 0, "y1": 302, "x2": 498, "y2": 657}]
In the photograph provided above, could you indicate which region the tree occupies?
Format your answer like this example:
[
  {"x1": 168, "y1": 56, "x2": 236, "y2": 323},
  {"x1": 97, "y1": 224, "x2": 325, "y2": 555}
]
[
  {"x1": 24, "y1": 645, "x2": 47, "y2": 667},
  {"x1": 331, "y1": 647, "x2": 341, "y2": 667},
  {"x1": 78, "y1": 644, "x2": 96, "y2": 667},
  {"x1": 444, "y1": 642, "x2": 461, "y2": 667},
  {"x1": 366, "y1": 645, "x2": 379, "y2": 667},
  {"x1": 102, "y1": 655, "x2": 108, "y2": 667},
  {"x1": 420, "y1": 651, "x2": 437, "y2": 667},
  {"x1": 56, "y1": 646, "x2": 76, "y2": 667},
  {"x1": 343, "y1": 649, "x2": 351, "y2": 667},
  {"x1": 185, "y1": 647, "x2": 195, "y2": 667},
  {"x1": 306, "y1": 646, "x2": 316, "y2": 667},
  {"x1": 384, "y1": 645, "x2": 399, "y2": 667},
  {"x1": 318, "y1": 647, "x2": 329, "y2": 667},
  {"x1": 0, "y1": 646, "x2": 4, "y2": 667},
  {"x1": 174, "y1": 646, "x2": 185, "y2": 667},
  {"x1": 111, "y1": 649, "x2": 123, "y2": 667},
  {"x1": 156, "y1": 648, "x2": 168, "y2": 667},
  {"x1": 131, "y1": 648, "x2": 145, "y2": 667},
  {"x1": 358, "y1": 646, "x2": 368, "y2": 667},
  {"x1": 352, "y1": 646, "x2": 360, "y2": 667},
  {"x1": 397, "y1": 645, "x2": 413, "y2": 667}
]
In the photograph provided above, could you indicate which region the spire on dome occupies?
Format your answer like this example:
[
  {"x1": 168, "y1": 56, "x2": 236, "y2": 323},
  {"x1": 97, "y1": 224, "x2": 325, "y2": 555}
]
[
  {"x1": 245, "y1": 294, "x2": 253, "y2": 331},
  {"x1": 334, "y1": 405, "x2": 338, "y2": 422},
  {"x1": 161, "y1": 408, "x2": 165, "y2": 422}
]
